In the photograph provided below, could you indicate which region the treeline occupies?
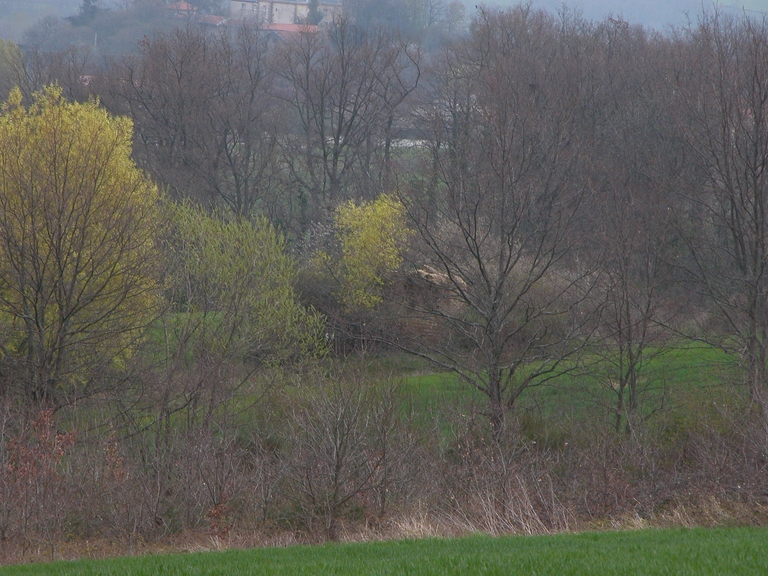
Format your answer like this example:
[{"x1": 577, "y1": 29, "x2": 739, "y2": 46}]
[
  {"x1": 11, "y1": 0, "x2": 466, "y2": 56},
  {"x1": 1, "y1": 4, "x2": 768, "y2": 562}
]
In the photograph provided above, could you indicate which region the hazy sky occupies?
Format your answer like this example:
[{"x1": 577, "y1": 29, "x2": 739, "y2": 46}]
[{"x1": 485, "y1": 0, "x2": 767, "y2": 30}]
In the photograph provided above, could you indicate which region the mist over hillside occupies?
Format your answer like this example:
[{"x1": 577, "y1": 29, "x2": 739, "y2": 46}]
[
  {"x1": 484, "y1": 0, "x2": 765, "y2": 30},
  {"x1": 0, "y1": 1, "x2": 80, "y2": 42},
  {"x1": 1, "y1": 0, "x2": 765, "y2": 45}
]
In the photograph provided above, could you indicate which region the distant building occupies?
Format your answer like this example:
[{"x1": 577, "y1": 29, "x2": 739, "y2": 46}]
[
  {"x1": 167, "y1": 1, "x2": 197, "y2": 16},
  {"x1": 167, "y1": 1, "x2": 195, "y2": 10},
  {"x1": 229, "y1": 1, "x2": 341, "y2": 25}
]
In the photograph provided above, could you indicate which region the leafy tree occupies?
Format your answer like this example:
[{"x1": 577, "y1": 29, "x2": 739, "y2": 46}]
[
  {"x1": 322, "y1": 194, "x2": 410, "y2": 312},
  {"x1": 166, "y1": 202, "x2": 326, "y2": 367},
  {"x1": 0, "y1": 86, "x2": 162, "y2": 404}
]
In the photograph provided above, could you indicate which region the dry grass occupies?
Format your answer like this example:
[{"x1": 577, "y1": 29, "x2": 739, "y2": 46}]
[{"x1": 4, "y1": 495, "x2": 767, "y2": 568}]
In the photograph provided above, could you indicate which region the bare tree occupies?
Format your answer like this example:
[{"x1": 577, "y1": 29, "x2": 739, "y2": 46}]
[
  {"x1": 578, "y1": 19, "x2": 685, "y2": 434},
  {"x1": 102, "y1": 25, "x2": 282, "y2": 219},
  {"x1": 400, "y1": 6, "x2": 590, "y2": 439},
  {"x1": 275, "y1": 17, "x2": 420, "y2": 229},
  {"x1": 672, "y1": 11, "x2": 768, "y2": 448},
  {"x1": 7, "y1": 44, "x2": 96, "y2": 104},
  {"x1": 284, "y1": 371, "x2": 396, "y2": 540},
  {"x1": 592, "y1": 177, "x2": 678, "y2": 434}
]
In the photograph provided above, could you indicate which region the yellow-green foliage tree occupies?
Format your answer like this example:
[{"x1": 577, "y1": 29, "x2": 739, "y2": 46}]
[
  {"x1": 167, "y1": 203, "x2": 326, "y2": 367},
  {"x1": 0, "y1": 86, "x2": 162, "y2": 404},
  {"x1": 332, "y1": 194, "x2": 410, "y2": 311}
]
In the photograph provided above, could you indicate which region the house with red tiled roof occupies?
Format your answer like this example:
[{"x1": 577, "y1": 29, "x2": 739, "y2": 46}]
[
  {"x1": 198, "y1": 14, "x2": 228, "y2": 26},
  {"x1": 167, "y1": 1, "x2": 197, "y2": 14}
]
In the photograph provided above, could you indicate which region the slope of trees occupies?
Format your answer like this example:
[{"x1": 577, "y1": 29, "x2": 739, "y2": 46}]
[
  {"x1": 104, "y1": 26, "x2": 283, "y2": 219},
  {"x1": 3, "y1": 4, "x2": 768, "y2": 561}
]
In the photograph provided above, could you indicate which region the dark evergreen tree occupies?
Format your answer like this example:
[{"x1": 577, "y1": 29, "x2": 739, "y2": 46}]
[
  {"x1": 308, "y1": 0, "x2": 323, "y2": 25},
  {"x1": 67, "y1": 0, "x2": 102, "y2": 27}
]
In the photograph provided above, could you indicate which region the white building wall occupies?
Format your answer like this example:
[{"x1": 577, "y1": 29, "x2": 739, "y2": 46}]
[{"x1": 229, "y1": 1, "x2": 339, "y2": 24}]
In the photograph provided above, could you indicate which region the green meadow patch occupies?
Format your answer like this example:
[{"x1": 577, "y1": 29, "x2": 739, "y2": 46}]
[
  {"x1": 398, "y1": 343, "x2": 740, "y2": 421},
  {"x1": 4, "y1": 526, "x2": 767, "y2": 575}
]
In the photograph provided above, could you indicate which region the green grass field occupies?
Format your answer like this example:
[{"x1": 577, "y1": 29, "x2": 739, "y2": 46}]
[
  {"x1": 4, "y1": 526, "x2": 767, "y2": 575},
  {"x1": 396, "y1": 343, "x2": 740, "y2": 421}
]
